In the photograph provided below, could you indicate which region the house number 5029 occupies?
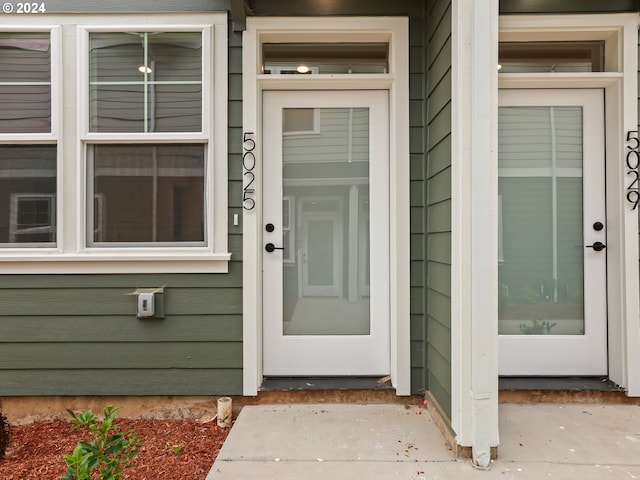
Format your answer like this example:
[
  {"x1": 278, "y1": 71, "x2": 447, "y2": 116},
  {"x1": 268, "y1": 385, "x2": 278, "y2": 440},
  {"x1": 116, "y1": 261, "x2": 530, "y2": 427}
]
[
  {"x1": 242, "y1": 132, "x2": 256, "y2": 210},
  {"x1": 626, "y1": 130, "x2": 639, "y2": 210}
]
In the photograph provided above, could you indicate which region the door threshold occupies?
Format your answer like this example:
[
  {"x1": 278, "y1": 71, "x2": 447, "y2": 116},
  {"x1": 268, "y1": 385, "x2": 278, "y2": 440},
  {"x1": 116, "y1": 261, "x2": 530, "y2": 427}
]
[
  {"x1": 261, "y1": 376, "x2": 394, "y2": 392},
  {"x1": 499, "y1": 376, "x2": 624, "y2": 392}
]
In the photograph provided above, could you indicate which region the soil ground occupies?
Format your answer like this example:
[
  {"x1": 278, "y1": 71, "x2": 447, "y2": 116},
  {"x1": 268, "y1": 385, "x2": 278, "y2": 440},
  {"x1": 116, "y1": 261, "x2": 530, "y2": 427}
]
[{"x1": 0, "y1": 418, "x2": 230, "y2": 479}]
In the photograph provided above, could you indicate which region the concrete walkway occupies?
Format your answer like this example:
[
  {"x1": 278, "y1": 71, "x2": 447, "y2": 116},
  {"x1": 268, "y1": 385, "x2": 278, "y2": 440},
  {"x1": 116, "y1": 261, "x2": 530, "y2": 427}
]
[{"x1": 207, "y1": 403, "x2": 640, "y2": 479}]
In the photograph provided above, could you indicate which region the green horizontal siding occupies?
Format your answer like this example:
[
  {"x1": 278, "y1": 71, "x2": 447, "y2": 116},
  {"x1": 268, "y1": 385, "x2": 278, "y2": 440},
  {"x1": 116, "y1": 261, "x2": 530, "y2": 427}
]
[
  {"x1": 409, "y1": 2, "x2": 429, "y2": 399},
  {"x1": 0, "y1": 271, "x2": 244, "y2": 395},
  {"x1": 0, "y1": 343, "x2": 242, "y2": 369},
  {"x1": 0, "y1": 288, "x2": 241, "y2": 316},
  {"x1": 424, "y1": 0, "x2": 452, "y2": 419},
  {"x1": 1, "y1": 316, "x2": 242, "y2": 343},
  {"x1": 0, "y1": 370, "x2": 243, "y2": 396}
]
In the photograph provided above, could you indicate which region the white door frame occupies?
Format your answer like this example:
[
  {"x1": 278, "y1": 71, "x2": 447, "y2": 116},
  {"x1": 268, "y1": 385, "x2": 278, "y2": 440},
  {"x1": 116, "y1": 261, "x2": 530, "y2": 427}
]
[
  {"x1": 497, "y1": 88, "x2": 607, "y2": 375},
  {"x1": 242, "y1": 17, "x2": 410, "y2": 395}
]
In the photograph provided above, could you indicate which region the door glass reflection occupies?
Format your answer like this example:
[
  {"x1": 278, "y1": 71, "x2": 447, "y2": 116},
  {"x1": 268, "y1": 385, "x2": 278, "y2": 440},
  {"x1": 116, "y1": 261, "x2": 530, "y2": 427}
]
[
  {"x1": 282, "y1": 107, "x2": 370, "y2": 335},
  {"x1": 498, "y1": 106, "x2": 585, "y2": 336}
]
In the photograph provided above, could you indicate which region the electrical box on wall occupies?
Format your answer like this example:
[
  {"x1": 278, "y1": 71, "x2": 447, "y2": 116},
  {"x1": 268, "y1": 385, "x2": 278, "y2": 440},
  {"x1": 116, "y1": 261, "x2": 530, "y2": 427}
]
[
  {"x1": 130, "y1": 287, "x2": 165, "y2": 319},
  {"x1": 138, "y1": 292, "x2": 155, "y2": 317}
]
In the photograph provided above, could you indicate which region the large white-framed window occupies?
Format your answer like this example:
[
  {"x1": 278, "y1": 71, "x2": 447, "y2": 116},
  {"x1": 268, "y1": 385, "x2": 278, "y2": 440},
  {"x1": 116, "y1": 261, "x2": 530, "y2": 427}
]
[{"x1": 0, "y1": 14, "x2": 229, "y2": 273}]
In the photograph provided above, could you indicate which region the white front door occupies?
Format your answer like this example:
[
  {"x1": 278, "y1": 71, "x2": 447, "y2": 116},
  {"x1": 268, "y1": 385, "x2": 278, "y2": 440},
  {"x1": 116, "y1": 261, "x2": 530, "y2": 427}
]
[
  {"x1": 262, "y1": 90, "x2": 390, "y2": 376},
  {"x1": 498, "y1": 89, "x2": 607, "y2": 375}
]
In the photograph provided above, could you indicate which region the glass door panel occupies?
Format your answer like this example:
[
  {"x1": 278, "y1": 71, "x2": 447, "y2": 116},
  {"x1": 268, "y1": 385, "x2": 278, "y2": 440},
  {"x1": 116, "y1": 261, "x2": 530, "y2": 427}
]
[
  {"x1": 498, "y1": 89, "x2": 607, "y2": 376},
  {"x1": 282, "y1": 107, "x2": 370, "y2": 336},
  {"x1": 498, "y1": 105, "x2": 584, "y2": 336},
  {"x1": 262, "y1": 90, "x2": 389, "y2": 376}
]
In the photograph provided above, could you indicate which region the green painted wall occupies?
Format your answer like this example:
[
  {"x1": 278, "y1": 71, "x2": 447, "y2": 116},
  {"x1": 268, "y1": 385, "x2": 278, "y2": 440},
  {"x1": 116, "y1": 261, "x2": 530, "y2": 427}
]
[
  {"x1": 408, "y1": 4, "x2": 430, "y2": 398},
  {"x1": 0, "y1": 270, "x2": 244, "y2": 395},
  {"x1": 422, "y1": 0, "x2": 453, "y2": 419}
]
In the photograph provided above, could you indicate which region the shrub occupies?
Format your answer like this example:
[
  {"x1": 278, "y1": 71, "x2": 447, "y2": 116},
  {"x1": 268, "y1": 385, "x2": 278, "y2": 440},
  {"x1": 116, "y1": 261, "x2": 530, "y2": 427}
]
[{"x1": 61, "y1": 405, "x2": 141, "y2": 480}]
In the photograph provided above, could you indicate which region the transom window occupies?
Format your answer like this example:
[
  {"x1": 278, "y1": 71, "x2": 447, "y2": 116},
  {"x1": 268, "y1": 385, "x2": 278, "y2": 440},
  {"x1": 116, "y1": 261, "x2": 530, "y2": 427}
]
[
  {"x1": 262, "y1": 43, "x2": 389, "y2": 74},
  {"x1": 498, "y1": 41, "x2": 605, "y2": 73}
]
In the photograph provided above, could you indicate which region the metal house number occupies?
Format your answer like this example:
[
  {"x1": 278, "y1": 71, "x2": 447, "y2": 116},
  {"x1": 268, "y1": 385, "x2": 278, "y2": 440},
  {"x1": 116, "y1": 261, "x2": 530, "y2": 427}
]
[
  {"x1": 242, "y1": 132, "x2": 256, "y2": 210},
  {"x1": 626, "y1": 130, "x2": 639, "y2": 210}
]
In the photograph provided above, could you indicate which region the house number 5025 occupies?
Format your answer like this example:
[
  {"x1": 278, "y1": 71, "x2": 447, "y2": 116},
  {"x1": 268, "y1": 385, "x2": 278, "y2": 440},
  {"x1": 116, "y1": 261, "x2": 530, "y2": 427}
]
[
  {"x1": 626, "y1": 130, "x2": 639, "y2": 210},
  {"x1": 242, "y1": 132, "x2": 256, "y2": 210}
]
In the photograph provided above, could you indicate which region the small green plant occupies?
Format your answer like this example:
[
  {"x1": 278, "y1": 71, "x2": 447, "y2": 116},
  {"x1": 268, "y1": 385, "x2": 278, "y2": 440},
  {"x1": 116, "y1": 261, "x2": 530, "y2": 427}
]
[
  {"x1": 0, "y1": 401, "x2": 10, "y2": 460},
  {"x1": 61, "y1": 405, "x2": 141, "y2": 480},
  {"x1": 165, "y1": 442, "x2": 185, "y2": 455}
]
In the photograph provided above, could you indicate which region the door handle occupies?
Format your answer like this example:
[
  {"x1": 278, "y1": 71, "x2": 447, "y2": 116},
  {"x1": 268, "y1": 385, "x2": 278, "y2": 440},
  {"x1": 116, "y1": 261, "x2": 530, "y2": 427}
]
[
  {"x1": 265, "y1": 242, "x2": 284, "y2": 253},
  {"x1": 586, "y1": 241, "x2": 606, "y2": 252}
]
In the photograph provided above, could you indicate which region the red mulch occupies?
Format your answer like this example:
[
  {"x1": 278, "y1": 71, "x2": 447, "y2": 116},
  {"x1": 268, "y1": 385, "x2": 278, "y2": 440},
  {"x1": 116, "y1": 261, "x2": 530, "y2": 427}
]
[{"x1": 0, "y1": 418, "x2": 231, "y2": 480}]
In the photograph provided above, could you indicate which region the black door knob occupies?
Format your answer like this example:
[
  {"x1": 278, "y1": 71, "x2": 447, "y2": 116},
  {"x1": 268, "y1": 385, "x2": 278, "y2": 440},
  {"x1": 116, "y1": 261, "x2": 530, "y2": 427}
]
[
  {"x1": 265, "y1": 242, "x2": 284, "y2": 253},
  {"x1": 265, "y1": 223, "x2": 275, "y2": 232},
  {"x1": 593, "y1": 222, "x2": 604, "y2": 231},
  {"x1": 586, "y1": 241, "x2": 606, "y2": 252}
]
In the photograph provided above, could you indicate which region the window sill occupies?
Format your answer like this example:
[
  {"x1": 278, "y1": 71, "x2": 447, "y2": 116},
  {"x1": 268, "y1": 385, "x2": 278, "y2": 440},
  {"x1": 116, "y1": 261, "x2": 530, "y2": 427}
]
[{"x1": 0, "y1": 252, "x2": 232, "y2": 274}]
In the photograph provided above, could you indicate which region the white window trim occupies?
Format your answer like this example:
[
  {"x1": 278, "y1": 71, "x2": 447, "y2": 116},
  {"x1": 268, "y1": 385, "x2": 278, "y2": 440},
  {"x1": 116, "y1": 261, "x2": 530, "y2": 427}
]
[
  {"x1": 0, "y1": 14, "x2": 229, "y2": 273},
  {"x1": 242, "y1": 16, "x2": 410, "y2": 396}
]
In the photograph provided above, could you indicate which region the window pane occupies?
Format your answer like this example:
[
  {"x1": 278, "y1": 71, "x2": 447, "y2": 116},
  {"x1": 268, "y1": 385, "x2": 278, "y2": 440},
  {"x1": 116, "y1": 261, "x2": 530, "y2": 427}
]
[
  {"x1": 263, "y1": 43, "x2": 389, "y2": 74},
  {"x1": 0, "y1": 145, "x2": 56, "y2": 245},
  {"x1": 90, "y1": 33, "x2": 143, "y2": 83},
  {"x1": 499, "y1": 41, "x2": 604, "y2": 73},
  {"x1": 89, "y1": 32, "x2": 202, "y2": 133},
  {"x1": 90, "y1": 84, "x2": 144, "y2": 132},
  {"x1": 283, "y1": 109, "x2": 315, "y2": 134},
  {"x1": 283, "y1": 107, "x2": 370, "y2": 336},
  {"x1": 90, "y1": 144, "x2": 205, "y2": 244},
  {"x1": 0, "y1": 33, "x2": 51, "y2": 133}
]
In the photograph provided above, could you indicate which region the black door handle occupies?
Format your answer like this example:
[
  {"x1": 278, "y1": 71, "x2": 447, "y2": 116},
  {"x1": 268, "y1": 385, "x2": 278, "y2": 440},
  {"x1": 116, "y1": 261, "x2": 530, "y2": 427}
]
[
  {"x1": 265, "y1": 242, "x2": 284, "y2": 253},
  {"x1": 586, "y1": 241, "x2": 606, "y2": 252}
]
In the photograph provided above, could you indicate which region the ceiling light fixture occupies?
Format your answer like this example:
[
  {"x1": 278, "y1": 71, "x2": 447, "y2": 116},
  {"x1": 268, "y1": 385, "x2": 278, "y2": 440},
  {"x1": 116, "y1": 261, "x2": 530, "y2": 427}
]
[{"x1": 138, "y1": 65, "x2": 153, "y2": 74}]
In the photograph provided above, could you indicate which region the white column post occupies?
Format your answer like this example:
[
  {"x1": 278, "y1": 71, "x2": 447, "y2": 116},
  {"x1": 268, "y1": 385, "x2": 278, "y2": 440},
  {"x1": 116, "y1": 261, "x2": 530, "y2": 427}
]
[{"x1": 451, "y1": 0, "x2": 500, "y2": 467}]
